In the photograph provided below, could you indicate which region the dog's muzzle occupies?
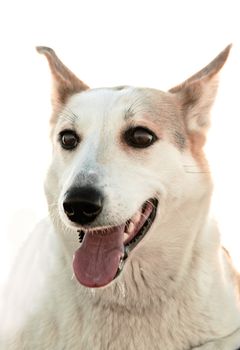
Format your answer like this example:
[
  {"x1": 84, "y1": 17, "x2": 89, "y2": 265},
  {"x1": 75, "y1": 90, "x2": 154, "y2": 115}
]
[{"x1": 62, "y1": 186, "x2": 158, "y2": 289}]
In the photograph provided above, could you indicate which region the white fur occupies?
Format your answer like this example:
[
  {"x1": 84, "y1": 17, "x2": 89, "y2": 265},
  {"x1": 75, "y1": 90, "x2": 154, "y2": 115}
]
[{"x1": 1, "y1": 85, "x2": 240, "y2": 350}]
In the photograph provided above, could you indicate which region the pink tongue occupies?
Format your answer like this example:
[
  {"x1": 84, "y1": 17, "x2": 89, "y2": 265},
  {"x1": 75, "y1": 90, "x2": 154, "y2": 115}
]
[{"x1": 73, "y1": 225, "x2": 125, "y2": 288}]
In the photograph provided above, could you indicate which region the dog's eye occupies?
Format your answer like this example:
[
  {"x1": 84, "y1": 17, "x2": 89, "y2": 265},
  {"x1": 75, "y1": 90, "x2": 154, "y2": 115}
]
[
  {"x1": 59, "y1": 130, "x2": 79, "y2": 150},
  {"x1": 124, "y1": 127, "x2": 157, "y2": 148}
]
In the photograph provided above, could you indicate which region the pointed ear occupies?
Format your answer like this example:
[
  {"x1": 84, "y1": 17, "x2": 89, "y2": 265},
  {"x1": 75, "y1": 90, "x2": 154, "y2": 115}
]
[
  {"x1": 36, "y1": 46, "x2": 89, "y2": 107},
  {"x1": 169, "y1": 45, "x2": 231, "y2": 135}
]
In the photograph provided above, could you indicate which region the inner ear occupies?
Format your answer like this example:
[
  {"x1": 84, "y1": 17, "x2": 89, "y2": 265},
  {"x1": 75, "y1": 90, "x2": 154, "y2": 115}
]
[
  {"x1": 37, "y1": 46, "x2": 89, "y2": 106},
  {"x1": 169, "y1": 44, "x2": 231, "y2": 94},
  {"x1": 169, "y1": 45, "x2": 231, "y2": 137}
]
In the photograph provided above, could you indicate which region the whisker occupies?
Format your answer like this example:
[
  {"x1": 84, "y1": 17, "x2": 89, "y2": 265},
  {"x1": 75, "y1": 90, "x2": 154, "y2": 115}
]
[
  {"x1": 52, "y1": 101, "x2": 79, "y2": 124},
  {"x1": 48, "y1": 203, "x2": 59, "y2": 208},
  {"x1": 185, "y1": 170, "x2": 210, "y2": 174}
]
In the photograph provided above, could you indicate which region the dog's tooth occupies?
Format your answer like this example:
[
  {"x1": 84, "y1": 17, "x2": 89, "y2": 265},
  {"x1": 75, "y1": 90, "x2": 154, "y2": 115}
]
[
  {"x1": 124, "y1": 245, "x2": 130, "y2": 258},
  {"x1": 124, "y1": 233, "x2": 129, "y2": 241},
  {"x1": 132, "y1": 212, "x2": 141, "y2": 225},
  {"x1": 127, "y1": 222, "x2": 135, "y2": 234}
]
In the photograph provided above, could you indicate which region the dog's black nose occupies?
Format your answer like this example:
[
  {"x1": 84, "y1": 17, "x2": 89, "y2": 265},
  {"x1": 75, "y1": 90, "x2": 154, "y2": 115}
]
[{"x1": 63, "y1": 186, "x2": 104, "y2": 225}]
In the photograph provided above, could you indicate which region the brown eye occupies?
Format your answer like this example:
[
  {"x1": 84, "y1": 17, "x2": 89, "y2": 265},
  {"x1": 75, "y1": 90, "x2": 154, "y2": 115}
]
[
  {"x1": 124, "y1": 127, "x2": 157, "y2": 148},
  {"x1": 59, "y1": 130, "x2": 79, "y2": 150}
]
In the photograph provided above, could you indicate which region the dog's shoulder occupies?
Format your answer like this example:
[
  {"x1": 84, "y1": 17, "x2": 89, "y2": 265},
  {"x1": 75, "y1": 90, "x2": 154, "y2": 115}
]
[
  {"x1": 222, "y1": 246, "x2": 240, "y2": 297},
  {"x1": 0, "y1": 218, "x2": 66, "y2": 348},
  {"x1": 193, "y1": 326, "x2": 240, "y2": 349}
]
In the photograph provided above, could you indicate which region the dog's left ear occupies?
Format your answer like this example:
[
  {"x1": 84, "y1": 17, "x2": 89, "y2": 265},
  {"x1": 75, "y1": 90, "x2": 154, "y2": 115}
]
[
  {"x1": 36, "y1": 46, "x2": 89, "y2": 107},
  {"x1": 169, "y1": 45, "x2": 231, "y2": 135}
]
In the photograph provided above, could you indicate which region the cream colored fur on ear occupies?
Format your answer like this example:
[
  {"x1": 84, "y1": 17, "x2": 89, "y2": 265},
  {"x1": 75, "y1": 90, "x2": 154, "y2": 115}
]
[
  {"x1": 36, "y1": 46, "x2": 89, "y2": 113},
  {"x1": 169, "y1": 45, "x2": 231, "y2": 135}
]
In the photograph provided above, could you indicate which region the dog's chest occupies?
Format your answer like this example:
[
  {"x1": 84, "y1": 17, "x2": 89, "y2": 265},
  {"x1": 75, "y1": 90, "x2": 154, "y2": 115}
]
[
  {"x1": 79, "y1": 310, "x2": 164, "y2": 350},
  {"x1": 76, "y1": 295, "x2": 240, "y2": 350},
  {"x1": 77, "y1": 303, "x2": 204, "y2": 350}
]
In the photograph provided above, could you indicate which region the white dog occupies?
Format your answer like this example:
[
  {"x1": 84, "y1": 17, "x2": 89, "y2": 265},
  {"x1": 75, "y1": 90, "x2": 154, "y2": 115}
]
[{"x1": 1, "y1": 45, "x2": 240, "y2": 350}]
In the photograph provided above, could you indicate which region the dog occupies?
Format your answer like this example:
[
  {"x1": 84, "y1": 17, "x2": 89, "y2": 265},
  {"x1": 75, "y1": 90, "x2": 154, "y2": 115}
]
[{"x1": 0, "y1": 45, "x2": 240, "y2": 350}]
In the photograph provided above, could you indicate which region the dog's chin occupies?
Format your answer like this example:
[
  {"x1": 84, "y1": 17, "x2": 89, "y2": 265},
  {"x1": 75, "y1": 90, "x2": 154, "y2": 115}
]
[{"x1": 63, "y1": 198, "x2": 158, "y2": 289}]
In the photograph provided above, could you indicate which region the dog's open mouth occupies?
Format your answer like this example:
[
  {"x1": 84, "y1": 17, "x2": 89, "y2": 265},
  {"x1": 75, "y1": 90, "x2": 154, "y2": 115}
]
[{"x1": 72, "y1": 198, "x2": 158, "y2": 288}]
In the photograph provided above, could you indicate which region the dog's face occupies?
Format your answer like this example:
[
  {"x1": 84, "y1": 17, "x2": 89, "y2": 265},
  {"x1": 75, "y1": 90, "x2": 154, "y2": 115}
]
[
  {"x1": 53, "y1": 87, "x2": 193, "y2": 227},
  {"x1": 38, "y1": 46, "x2": 230, "y2": 289}
]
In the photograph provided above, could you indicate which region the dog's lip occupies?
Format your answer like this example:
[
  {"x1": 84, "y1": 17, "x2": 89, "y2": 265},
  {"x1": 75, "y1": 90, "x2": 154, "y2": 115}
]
[
  {"x1": 123, "y1": 198, "x2": 158, "y2": 246},
  {"x1": 115, "y1": 198, "x2": 158, "y2": 278},
  {"x1": 77, "y1": 198, "x2": 158, "y2": 247}
]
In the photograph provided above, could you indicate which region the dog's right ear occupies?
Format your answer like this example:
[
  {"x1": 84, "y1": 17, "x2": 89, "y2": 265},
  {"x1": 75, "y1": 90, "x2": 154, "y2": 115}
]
[
  {"x1": 36, "y1": 46, "x2": 89, "y2": 108},
  {"x1": 169, "y1": 45, "x2": 231, "y2": 137}
]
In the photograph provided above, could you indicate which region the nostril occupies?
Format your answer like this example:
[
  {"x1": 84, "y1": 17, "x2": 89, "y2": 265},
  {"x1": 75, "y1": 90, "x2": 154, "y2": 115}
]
[
  {"x1": 82, "y1": 203, "x2": 102, "y2": 217},
  {"x1": 63, "y1": 202, "x2": 75, "y2": 217}
]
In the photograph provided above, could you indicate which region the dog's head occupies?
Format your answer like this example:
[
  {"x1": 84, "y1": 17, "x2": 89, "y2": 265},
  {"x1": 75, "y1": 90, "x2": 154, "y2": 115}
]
[{"x1": 38, "y1": 45, "x2": 230, "y2": 289}]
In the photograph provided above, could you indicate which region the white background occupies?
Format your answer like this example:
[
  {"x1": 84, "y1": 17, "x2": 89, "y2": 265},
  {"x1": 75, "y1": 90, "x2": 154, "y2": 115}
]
[{"x1": 0, "y1": 0, "x2": 240, "y2": 286}]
